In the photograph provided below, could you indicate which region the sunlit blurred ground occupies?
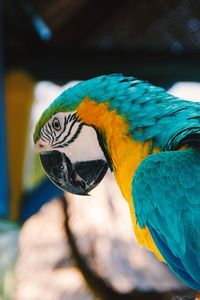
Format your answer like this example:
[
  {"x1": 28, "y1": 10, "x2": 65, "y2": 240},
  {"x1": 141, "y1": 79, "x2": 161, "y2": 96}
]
[
  {"x1": 14, "y1": 199, "x2": 93, "y2": 300},
  {"x1": 14, "y1": 172, "x2": 185, "y2": 300}
]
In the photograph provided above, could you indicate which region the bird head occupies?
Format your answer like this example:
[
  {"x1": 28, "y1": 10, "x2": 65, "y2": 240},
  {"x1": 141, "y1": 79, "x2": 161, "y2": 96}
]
[
  {"x1": 33, "y1": 102, "x2": 114, "y2": 195},
  {"x1": 33, "y1": 74, "x2": 144, "y2": 197},
  {"x1": 33, "y1": 76, "x2": 122, "y2": 195}
]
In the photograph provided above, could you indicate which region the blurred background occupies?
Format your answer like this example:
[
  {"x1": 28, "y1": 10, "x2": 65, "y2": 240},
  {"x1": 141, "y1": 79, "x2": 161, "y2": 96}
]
[{"x1": 2, "y1": 0, "x2": 200, "y2": 299}]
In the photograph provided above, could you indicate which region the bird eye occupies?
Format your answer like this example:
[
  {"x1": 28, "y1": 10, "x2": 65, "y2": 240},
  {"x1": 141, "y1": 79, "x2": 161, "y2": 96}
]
[{"x1": 52, "y1": 118, "x2": 61, "y2": 131}]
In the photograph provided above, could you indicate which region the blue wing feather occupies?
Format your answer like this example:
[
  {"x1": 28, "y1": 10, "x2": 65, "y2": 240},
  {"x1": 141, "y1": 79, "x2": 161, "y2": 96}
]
[
  {"x1": 132, "y1": 148, "x2": 200, "y2": 290},
  {"x1": 149, "y1": 224, "x2": 200, "y2": 290}
]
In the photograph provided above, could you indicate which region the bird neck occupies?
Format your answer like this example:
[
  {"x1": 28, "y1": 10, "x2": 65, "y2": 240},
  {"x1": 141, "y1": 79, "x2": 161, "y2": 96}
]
[
  {"x1": 77, "y1": 97, "x2": 165, "y2": 262},
  {"x1": 77, "y1": 97, "x2": 152, "y2": 204}
]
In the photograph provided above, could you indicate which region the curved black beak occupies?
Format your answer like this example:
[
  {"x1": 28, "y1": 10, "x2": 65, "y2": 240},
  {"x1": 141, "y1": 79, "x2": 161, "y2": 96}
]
[{"x1": 39, "y1": 150, "x2": 108, "y2": 195}]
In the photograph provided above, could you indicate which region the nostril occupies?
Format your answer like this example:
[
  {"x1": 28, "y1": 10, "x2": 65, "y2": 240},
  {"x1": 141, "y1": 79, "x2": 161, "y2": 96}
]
[{"x1": 38, "y1": 144, "x2": 44, "y2": 148}]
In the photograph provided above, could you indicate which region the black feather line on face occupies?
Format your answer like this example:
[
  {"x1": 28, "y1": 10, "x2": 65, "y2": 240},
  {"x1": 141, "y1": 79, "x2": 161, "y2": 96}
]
[
  {"x1": 52, "y1": 119, "x2": 78, "y2": 147},
  {"x1": 43, "y1": 126, "x2": 52, "y2": 141},
  {"x1": 46, "y1": 125, "x2": 53, "y2": 141},
  {"x1": 50, "y1": 123, "x2": 56, "y2": 138},
  {"x1": 47, "y1": 123, "x2": 53, "y2": 139},
  {"x1": 47, "y1": 123, "x2": 55, "y2": 144},
  {"x1": 55, "y1": 123, "x2": 83, "y2": 148},
  {"x1": 66, "y1": 114, "x2": 71, "y2": 124},
  {"x1": 47, "y1": 122, "x2": 53, "y2": 134},
  {"x1": 55, "y1": 116, "x2": 68, "y2": 141},
  {"x1": 40, "y1": 128, "x2": 50, "y2": 142},
  {"x1": 69, "y1": 113, "x2": 76, "y2": 122},
  {"x1": 63, "y1": 123, "x2": 83, "y2": 146},
  {"x1": 40, "y1": 134, "x2": 48, "y2": 143}
]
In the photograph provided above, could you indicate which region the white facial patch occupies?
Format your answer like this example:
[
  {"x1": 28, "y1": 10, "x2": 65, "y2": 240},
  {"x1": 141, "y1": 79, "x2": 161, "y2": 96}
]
[
  {"x1": 61, "y1": 125, "x2": 106, "y2": 163},
  {"x1": 38, "y1": 111, "x2": 106, "y2": 163},
  {"x1": 40, "y1": 111, "x2": 79, "y2": 147}
]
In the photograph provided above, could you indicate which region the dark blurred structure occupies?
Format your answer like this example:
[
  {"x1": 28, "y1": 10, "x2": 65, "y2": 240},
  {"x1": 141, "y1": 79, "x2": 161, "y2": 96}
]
[{"x1": 5, "y1": 0, "x2": 200, "y2": 82}]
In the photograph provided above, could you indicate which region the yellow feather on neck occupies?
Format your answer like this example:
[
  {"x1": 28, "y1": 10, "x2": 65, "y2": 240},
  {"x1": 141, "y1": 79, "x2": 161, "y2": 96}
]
[{"x1": 77, "y1": 97, "x2": 164, "y2": 262}]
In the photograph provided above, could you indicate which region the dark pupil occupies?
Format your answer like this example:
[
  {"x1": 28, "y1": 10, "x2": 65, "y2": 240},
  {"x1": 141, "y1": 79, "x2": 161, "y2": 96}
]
[{"x1": 53, "y1": 118, "x2": 60, "y2": 130}]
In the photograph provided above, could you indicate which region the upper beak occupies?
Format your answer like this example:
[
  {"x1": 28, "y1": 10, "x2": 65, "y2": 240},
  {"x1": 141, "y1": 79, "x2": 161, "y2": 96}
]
[{"x1": 39, "y1": 150, "x2": 108, "y2": 195}]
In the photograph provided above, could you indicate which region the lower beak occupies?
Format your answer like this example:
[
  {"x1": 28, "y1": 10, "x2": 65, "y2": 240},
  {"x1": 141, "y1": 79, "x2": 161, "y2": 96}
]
[{"x1": 39, "y1": 150, "x2": 108, "y2": 195}]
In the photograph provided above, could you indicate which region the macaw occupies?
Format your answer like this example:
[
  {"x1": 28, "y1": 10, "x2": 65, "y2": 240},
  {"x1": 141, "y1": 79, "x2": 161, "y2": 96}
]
[{"x1": 34, "y1": 74, "x2": 200, "y2": 293}]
